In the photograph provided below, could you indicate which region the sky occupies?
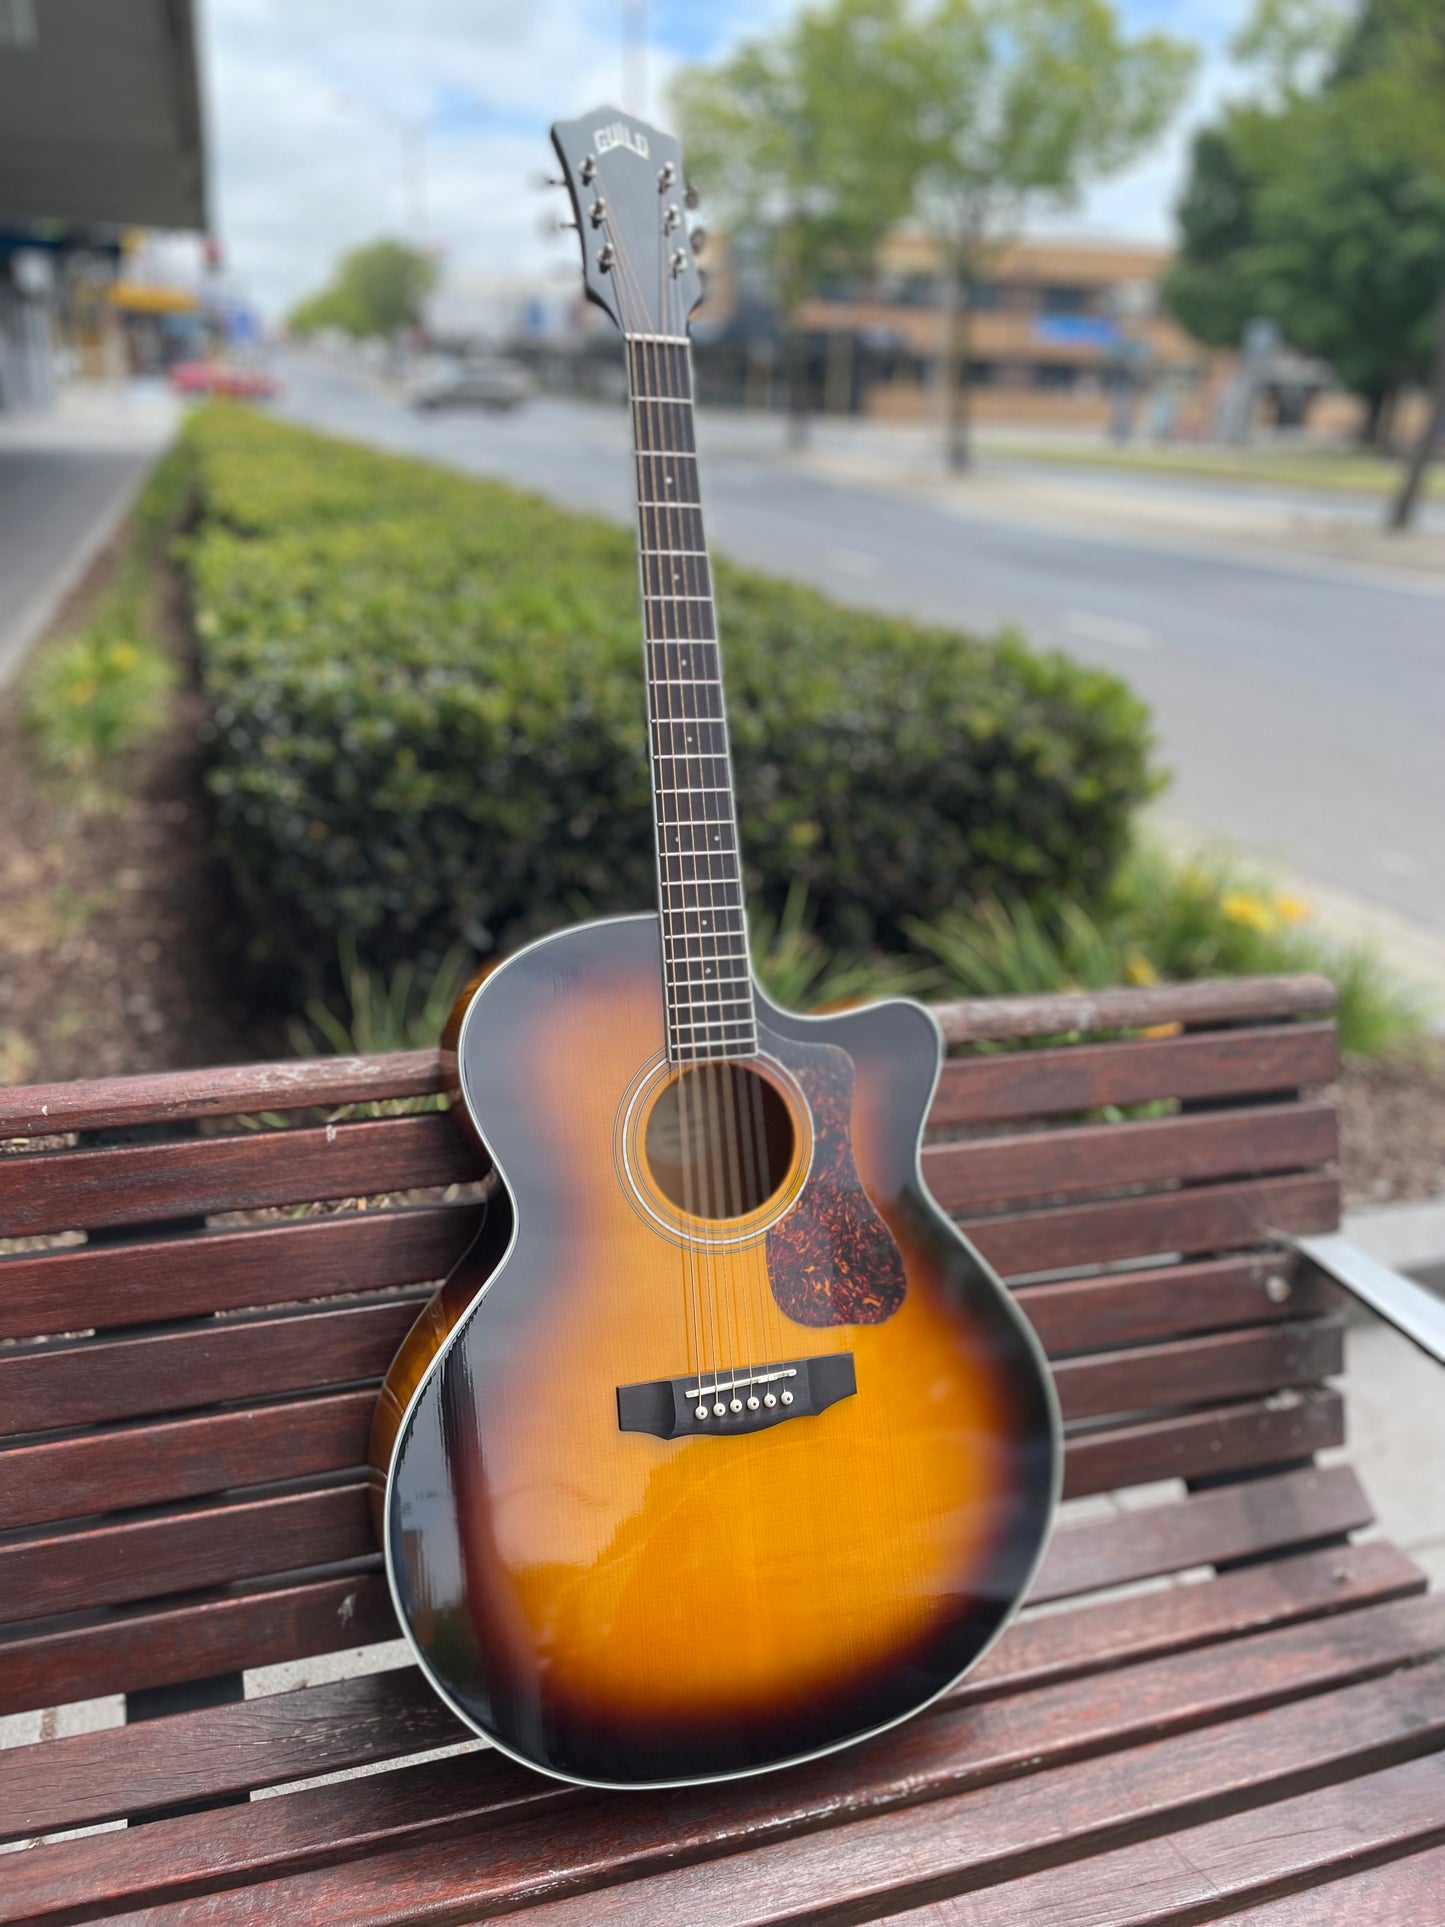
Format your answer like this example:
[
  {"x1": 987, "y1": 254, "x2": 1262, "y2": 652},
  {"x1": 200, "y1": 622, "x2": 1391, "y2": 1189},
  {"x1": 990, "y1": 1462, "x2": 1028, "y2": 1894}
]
[{"x1": 199, "y1": 0, "x2": 1258, "y2": 320}]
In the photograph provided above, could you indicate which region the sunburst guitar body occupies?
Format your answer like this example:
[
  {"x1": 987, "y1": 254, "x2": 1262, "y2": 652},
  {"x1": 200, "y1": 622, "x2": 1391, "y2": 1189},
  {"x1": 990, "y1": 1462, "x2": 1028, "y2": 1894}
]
[{"x1": 369, "y1": 107, "x2": 1060, "y2": 1790}]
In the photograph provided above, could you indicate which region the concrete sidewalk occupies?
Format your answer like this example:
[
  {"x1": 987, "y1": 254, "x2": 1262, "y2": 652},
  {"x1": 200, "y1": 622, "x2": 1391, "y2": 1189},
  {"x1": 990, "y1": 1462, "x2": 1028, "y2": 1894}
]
[{"x1": 0, "y1": 383, "x2": 179, "y2": 690}]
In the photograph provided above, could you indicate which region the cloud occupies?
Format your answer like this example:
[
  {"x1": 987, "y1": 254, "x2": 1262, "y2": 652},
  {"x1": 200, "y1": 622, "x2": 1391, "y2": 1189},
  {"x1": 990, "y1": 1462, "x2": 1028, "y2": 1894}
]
[{"x1": 200, "y1": 0, "x2": 1255, "y2": 317}]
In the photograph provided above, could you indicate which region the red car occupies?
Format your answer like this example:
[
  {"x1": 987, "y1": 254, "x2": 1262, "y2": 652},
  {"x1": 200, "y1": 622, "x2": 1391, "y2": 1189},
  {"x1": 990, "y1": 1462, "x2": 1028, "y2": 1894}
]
[{"x1": 168, "y1": 360, "x2": 281, "y2": 399}]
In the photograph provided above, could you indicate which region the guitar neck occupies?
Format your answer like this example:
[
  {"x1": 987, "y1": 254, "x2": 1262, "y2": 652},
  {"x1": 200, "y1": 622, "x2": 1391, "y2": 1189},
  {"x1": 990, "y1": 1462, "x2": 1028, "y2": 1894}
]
[{"x1": 626, "y1": 335, "x2": 756, "y2": 1064}]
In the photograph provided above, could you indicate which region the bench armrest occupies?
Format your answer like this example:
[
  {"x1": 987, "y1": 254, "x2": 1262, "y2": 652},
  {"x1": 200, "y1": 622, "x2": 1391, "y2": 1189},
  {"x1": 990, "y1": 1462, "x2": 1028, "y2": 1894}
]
[{"x1": 1292, "y1": 1232, "x2": 1445, "y2": 1369}]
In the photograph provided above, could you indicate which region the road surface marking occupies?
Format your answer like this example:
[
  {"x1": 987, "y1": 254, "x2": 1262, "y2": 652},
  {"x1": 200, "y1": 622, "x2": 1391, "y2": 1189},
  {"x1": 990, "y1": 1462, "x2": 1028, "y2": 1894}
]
[{"x1": 1062, "y1": 609, "x2": 1156, "y2": 652}]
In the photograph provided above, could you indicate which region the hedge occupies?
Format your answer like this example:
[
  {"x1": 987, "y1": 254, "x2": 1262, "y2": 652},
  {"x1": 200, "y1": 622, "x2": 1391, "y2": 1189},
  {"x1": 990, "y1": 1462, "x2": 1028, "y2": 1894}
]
[{"x1": 181, "y1": 404, "x2": 1160, "y2": 988}]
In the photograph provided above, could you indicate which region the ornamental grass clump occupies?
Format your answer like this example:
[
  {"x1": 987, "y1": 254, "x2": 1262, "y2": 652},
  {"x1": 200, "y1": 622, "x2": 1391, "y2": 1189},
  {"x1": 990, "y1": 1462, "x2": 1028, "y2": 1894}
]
[{"x1": 24, "y1": 625, "x2": 176, "y2": 781}]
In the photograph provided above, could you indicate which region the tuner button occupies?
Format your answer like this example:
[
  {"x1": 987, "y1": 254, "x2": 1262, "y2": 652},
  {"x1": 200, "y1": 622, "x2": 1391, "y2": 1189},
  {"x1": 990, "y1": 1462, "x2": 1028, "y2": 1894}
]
[
  {"x1": 685, "y1": 180, "x2": 700, "y2": 209},
  {"x1": 580, "y1": 154, "x2": 597, "y2": 182},
  {"x1": 598, "y1": 242, "x2": 616, "y2": 272},
  {"x1": 690, "y1": 226, "x2": 707, "y2": 255},
  {"x1": 669, "y1": 249, "x2": 688, "y2": 277}
]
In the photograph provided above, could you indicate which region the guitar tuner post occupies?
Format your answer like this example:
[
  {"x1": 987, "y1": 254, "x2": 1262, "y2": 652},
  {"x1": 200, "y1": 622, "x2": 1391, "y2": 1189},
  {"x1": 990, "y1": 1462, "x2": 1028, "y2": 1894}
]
[
  {"x1": 580, "y1": 153, "x2": 597, "y2": 182},
  {"x1": 589, "y1": 196, "x2": 608, "y2": 226},
  {"x1": 658, "y1": 160, "x2": 677, "y2": 189},
  {"x1": 598, "y1": 242, "x2": 616, "y2": 272}
]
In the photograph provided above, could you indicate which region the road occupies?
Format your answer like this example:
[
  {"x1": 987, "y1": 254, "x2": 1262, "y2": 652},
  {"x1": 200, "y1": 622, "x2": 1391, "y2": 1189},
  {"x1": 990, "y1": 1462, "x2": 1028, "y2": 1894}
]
[
  {"x1": 274, "y1": 359, "x2": 1445, "y2": 941},
  {"x1": 0, "y1": 386, "x2": 178, "y2": 689}
]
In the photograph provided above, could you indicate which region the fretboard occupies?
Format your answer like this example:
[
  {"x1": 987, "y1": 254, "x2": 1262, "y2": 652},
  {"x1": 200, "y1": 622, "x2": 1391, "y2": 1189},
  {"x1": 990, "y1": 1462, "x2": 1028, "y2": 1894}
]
[{"x1": 626, "y1": 336, "x2": 755, "y2": 1064}]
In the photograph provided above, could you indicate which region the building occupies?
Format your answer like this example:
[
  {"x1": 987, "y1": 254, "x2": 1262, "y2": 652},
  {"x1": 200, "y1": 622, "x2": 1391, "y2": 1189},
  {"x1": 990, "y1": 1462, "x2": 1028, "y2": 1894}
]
[
  {"x1": 694, "y1": 229, "x2": 1218, "y2": 431},
  {"x1": 0, "y1": 0, "x2": 206, "y2": 408}
]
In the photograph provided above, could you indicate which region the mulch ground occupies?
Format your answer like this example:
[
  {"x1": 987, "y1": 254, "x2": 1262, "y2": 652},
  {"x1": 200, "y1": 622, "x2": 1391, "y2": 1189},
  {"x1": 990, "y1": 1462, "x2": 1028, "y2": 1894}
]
[
  {"x1": 0, "y1": 535, "x2": 283, "y2": 1089},
  {"x1": 2, "y1": 519, "x2": 1442, "y2": 1210}
]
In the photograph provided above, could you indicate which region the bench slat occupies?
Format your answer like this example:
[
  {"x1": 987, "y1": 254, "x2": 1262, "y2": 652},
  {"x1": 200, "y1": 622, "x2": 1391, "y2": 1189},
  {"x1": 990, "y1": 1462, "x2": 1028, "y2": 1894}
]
[
  {"x1": 874, "y1": 1752, "x2": 1445, "y2": 1927},
  {"x1": 58, "y1": 1604, "x2": 1441, "y2": 1927},
  {"x1": 0, "y1": 1114, "x2": 483, "y2": 1239},
  {"x1": 1052, "y1": 1320, "x2": 1341, "y2": 1423},
  {"x1": 0, "y1": 1572, "x2": 398, "y2": 1720},
  {"x1": 930, "y1": 1024, "x2": 1337, "y2": 1129},
  {"x1": 0, "y1": 1051, "x2": 444, "y2": 1138},
  {"x1": 925, "y1": 1103, "x2": 1336, "y2": 1214},
  {"x1": 0, "y1": 1540, "x2": 1419, "y2": 1846},
  {"x1": 0, "y1": 1462, "x2": 1366, "y2": 1718},
  {"x1": 967, "y1": 1173, "x2": 1339, "y2": 1277},
  {"x1": 1217, "y1": 1844, "x2": 1445, "y2": 1925},
  {"x1": 0, "y1": 1389, "x2": 378, "y2": 1533},
  {"x1": 1035, "y1": 1463, "x2": 1369, "y2": 1604},
  {"x1": 1064, "y1": 1387, "x2": 1344, "y2": 1497},
  {"x1": 0, "y1": 1485, "x2": 374, "y2": 1627},
  {"x1": 932, "y1": 974, "x2": 1335, "y2": 1046},
  {"x1": 0, "y1": 1298, "x2": 425, "y2": 1438},
  {"x1": 0, "y1": 1203, "x2": 485, "y2": 1343},
  {"x1": 0, "y1": 1305, "x2": 1340, "y2": 1495},
  {"x1": 1015, "y1": 1256, "x2": 1332, "y2": 1354}
]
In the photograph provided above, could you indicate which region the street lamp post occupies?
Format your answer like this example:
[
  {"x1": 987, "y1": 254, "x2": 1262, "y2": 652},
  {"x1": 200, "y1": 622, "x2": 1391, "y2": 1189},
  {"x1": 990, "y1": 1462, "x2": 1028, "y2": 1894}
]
[{"x1": 334, "y1": 92, "x2": 427, "y2": 243}]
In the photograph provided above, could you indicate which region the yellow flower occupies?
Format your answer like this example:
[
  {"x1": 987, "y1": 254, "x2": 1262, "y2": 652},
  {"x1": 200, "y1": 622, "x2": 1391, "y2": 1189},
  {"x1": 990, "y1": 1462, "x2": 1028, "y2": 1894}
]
[
  {"x1": 1221, "y1": 891, "x2": 1276, "y2": 935},
  {"x1": 1125, "y1": 952, "x2": 1159, "y2": 986},
  {"x1": 108, "y1": 641, "x2": 139, "y2": 671},
  {"x1": 1273, "y1": 892, "x2": 1311, "y2": 924},
  {"x1": 68, "y1": 678, "x2": 98, "y2": 705}
]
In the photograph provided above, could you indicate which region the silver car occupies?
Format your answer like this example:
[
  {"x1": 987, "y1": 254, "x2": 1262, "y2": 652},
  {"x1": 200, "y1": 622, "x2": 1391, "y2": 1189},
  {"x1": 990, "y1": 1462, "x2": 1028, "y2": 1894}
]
[{"x1": 411, "y1": 355, "x2": 533, "y2": 411}]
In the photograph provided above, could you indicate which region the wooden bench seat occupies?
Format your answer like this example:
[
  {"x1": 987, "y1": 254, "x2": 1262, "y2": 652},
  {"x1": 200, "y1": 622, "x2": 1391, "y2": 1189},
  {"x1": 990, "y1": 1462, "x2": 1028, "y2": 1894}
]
[{"x1": 1, "y1": 974, "x2": 1441, "y2": 1923}]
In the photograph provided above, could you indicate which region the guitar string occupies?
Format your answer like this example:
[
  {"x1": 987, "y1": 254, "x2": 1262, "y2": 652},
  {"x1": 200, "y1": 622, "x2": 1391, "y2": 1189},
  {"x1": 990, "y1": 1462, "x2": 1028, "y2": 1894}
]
[
  {"x1": 609, "y1": 221, "x2": 707, "y2": 1389},
  {"x1": 612, "y1": 191, "x2": 781, "y2": 1404},
  {"x1": 660, "y1": 252, "x2": 771, "y2": 1398}
]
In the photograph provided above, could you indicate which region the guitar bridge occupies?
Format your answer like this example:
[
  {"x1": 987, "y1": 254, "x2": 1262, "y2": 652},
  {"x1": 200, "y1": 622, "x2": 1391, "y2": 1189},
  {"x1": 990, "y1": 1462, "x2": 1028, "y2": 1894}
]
[{"x1": 616, "y1": 1354, "x2": 856, "y2": 1439}]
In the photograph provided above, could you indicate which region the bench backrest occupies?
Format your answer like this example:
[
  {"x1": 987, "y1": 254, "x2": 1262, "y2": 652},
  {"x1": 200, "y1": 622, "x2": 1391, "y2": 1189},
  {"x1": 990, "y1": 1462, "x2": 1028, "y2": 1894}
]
[{"x1": 0, "y1": 974, "x2": 1343, "y2": 1719}]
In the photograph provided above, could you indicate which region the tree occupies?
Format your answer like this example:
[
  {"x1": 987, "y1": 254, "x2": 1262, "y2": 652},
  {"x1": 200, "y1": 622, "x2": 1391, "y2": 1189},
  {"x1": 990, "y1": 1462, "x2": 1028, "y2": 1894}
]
[
  {"x1": 895, "y1": 0, "x2": 1197, "y2": 470},
  {"x1": 288, "y1": 239, "x2": 438, "y2": 341},
  {"x1": 672, "y1": 0, "x2": 919, "y2": 446},
  {"x1": 1167, "y1": 0, "x2": 1445, "y2": 523}
]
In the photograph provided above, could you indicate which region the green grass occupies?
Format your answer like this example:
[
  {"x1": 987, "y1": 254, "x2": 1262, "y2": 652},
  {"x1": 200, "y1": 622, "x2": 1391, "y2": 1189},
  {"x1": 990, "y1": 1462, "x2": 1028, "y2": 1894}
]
[{"x1": 982, "y1": 438, "x2": 1442, "y2": 502}]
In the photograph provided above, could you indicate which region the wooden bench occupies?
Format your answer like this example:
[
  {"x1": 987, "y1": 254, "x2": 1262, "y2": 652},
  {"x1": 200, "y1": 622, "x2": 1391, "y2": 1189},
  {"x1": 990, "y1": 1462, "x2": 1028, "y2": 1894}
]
[{"x1": 2, "y1": 973, "x2": 1442, "y2": 1923}]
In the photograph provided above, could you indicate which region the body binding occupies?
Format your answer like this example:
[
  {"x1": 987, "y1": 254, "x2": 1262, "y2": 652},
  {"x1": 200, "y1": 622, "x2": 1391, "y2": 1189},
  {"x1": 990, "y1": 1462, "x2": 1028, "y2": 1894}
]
[{"x1": 373, "y1": 913, "x2": 1059, "y2": 1788}]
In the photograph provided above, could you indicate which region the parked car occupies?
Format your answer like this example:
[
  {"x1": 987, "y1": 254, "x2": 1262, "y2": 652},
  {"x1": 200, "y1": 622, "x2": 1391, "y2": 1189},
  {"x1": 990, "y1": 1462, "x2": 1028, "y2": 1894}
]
[
  {"x1": 410, "y1": 354, "x2": 532, "y2": 412},
  {"x1": 169, "y1": 360, "x2": 281, "y2": 400}
]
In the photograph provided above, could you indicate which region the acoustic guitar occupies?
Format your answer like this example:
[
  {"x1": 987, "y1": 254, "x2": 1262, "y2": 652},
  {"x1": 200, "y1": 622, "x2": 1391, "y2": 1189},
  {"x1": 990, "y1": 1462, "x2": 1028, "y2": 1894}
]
[{"x1": 370, "y1": 106, "x2": 1060, "y2": 1791}]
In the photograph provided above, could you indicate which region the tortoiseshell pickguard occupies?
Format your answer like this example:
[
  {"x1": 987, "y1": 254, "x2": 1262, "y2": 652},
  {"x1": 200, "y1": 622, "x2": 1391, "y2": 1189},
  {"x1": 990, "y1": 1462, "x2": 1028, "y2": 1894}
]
[{"x1": 763, "y1": 1024, "x2": 906, "y2": 1327}]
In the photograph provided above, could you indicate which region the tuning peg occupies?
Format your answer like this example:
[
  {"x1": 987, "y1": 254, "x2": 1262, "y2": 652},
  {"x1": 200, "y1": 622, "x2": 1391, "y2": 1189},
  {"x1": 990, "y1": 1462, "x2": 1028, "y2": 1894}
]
[
  {"x1": 658, "y1": 160, "x2": 677, "y2": 191},
  {"x1": 685, "y1": 181, "x2": 700, "y2": 209},
  {"x1": 540, "y1": 212, "x2": 578, "y2": 238},
  {"x1": 690, "y1": 226, "x2": 707, "y2": 255},
  {"x1": 589, "y1": 195, "x2": 608, "y2": 227}
]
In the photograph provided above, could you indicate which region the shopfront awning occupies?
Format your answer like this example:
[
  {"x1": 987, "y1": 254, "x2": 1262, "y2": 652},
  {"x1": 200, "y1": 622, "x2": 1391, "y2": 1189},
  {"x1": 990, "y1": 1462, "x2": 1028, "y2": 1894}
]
[{"x1": 0, "y1": 0, "x2": 206, "y2": 231}]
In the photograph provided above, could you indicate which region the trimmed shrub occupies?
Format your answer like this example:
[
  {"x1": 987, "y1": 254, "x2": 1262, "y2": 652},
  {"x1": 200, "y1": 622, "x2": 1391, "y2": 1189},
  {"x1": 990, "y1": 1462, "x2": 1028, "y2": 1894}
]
[{"x1": 182, "y1": 404, "x2": 1160, "y2": 987}]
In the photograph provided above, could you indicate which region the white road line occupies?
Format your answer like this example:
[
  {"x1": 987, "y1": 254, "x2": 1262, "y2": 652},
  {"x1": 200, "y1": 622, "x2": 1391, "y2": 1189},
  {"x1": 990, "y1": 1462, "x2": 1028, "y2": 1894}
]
[{"x1": 1062, "y1": 609, "x2": 1156, "y2": 652}]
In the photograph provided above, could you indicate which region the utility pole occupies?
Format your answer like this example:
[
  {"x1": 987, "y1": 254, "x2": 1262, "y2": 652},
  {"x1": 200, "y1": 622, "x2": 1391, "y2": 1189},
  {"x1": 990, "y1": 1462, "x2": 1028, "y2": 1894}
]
[{"x1": 335, "y1": 92, "x2": 428, "y2": 243}]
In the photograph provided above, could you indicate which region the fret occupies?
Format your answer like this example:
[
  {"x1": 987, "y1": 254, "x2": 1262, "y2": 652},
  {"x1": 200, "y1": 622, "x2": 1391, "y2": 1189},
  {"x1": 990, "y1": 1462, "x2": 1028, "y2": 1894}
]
[
  {"x1": 651, "y1": 718, "x2": 727, "y2": 747},
  {"x1": 641, "y1": 552, "x2": 711, "y2": 597},
  {"x1": 645, "y1": 592, "x2": 712, "y2": 603},
  {"x1": 651, "y1": 686, "x2": 724, "y2": 720},
  {"x1": 659, "y1": 881, "x2": 744, "y2": 898},
  {"x1": 648, "y1": 637, "x2": 717, "y2": 672},
  {"x1": 669, "y1": 1000, "x2": 755, "y2": 1019},
  {"x1": 644, "y1": 605, "x2": 717, "y2": 641},
  {"x1": 659, "y1": 962, "x2": 752, "y2": 983},
  {"x1": 669, "y1": 1012, "x2": 757, "y2": 1034},
  {"x1": 631, "y1": 405, "x2": 696, "y2": 457},
  {"x1": 663, "y1": 934, "x2": 750, "y2": 955},
  {"x1": 649, "y1": 679, "x2": 719, "y2": 693},
  {"x1": 638, "y1": 505, "x2": 705, "y2": 548},
  {"x1": 654, "y1": 751, "x2": 731, "y2": 765}
]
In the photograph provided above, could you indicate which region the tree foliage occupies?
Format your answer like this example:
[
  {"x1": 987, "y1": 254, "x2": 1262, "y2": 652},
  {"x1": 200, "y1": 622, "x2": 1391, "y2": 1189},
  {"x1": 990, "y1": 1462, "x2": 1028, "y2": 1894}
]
[
  {"x1": 1166, "y1": 0, "x2": 1445, "y2": 462},
  {"x1": 674, "y1": 0, "x2": 1195, "y2": 465},
  {"x1": 287, "y1": 239, "x2": 438, "y2": 340}
]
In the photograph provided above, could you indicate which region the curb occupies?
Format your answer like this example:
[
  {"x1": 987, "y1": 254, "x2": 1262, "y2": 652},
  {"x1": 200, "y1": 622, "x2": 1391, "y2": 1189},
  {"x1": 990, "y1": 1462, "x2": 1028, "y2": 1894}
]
[{"x1": 1342, "y1": 1197, "x2": 1445, "y2": 1293}]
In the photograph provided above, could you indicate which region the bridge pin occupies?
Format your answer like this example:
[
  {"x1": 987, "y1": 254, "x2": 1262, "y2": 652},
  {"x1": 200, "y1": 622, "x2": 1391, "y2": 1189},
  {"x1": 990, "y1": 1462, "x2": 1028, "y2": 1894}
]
[
  {"x1": 764, "y1": 1393, "x2": 776, "y2": 1407},
  {"x1": 730, "y1": 1397, "x2": 743, "y2": 1413},
  {"x1": 780, "y1": 1390, "x2": 794, "y2": 1405},
  {"x1": 695, "y1": 1405, "x2": 708, "y2": 1421},
  {"x1": 747, "y1": 1395, "x2": 760, "y2": 1411},
  {"x1": 713, "y1": 1401, "x2": 726, "y2": 1417}
]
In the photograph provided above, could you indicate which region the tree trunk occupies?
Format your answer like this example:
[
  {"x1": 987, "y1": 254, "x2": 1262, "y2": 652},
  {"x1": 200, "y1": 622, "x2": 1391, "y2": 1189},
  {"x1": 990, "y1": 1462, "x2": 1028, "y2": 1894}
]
[
  {"x1": 1389, "y1": 292, "x2": 1445, "y2": 532},
  {"x1": 785, "y1": 326, "x2": 810, "y2": 449},
  {"x1": 937, "y1": 254, "x2": 972, "y2": 473}
]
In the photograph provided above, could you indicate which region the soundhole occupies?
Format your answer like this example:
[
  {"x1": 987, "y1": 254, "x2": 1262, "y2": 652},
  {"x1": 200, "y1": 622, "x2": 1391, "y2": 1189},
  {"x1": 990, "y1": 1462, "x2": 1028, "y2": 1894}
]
[{"x1": 645, "y1": 1063, "x2": 797, "y2": 1220}]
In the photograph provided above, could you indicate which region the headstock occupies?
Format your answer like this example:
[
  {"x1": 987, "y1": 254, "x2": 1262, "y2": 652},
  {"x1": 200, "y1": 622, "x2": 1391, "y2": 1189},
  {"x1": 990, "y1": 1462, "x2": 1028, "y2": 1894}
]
[{"x1": 550, "y1": 107, "x2": 704, "y2": 340}]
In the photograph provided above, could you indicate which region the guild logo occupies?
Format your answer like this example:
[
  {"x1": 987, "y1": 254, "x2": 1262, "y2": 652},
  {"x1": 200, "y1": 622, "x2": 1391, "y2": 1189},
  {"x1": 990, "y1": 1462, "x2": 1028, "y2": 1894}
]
[{"x1": 594, "y1": 120, "x2": 650, "y2": 159}]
